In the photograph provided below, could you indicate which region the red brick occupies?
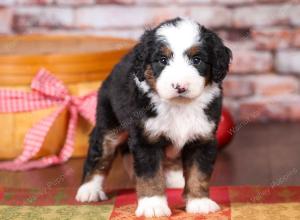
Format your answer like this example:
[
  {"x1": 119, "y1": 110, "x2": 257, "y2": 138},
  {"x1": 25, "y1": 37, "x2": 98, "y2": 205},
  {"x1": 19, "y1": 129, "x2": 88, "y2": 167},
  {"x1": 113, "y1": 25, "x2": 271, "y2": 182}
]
[
  {"x1": 289, "y1": 4, "x2": 300, "y2": 26},
  {"x1": 230, "y1": 50, "x2": 273, "y2": 74},
  {"x1": 226, "y1": 40, "x2": 256, "y2": 50},
  {"x1": 256, "y1": 0, "x2": 291, "y2": 2},
  {"x1": 233, "y1": 5, "x2": 290, "y2": 28},
  {"x1": 136, "y1": 0, "x2": 176, "y2": 5},
  {"x1": 74, "y1": 5, "x2": 231, "y2": 29},
  {"x1": 223, "y1": 98, "x2": 239, "y2": 121},
  {"x1": 214, "y1": 0, "x2": 254, "y2": 5},
  {"x1": 55, "y1": 0, "x2": 94, "y2": 5},
  {"x1": 293, "y1": 29, "x2": 300, "y2": 47},
  {"x1": 13, "y1": 7, "x2": 74, "y2": 32},
  {"x1": 239, "y1": 95, "x2": 300, "y2": 122},
  {"x1": 275, "y1": 50, "x2": 300, "y2": 74},
  {"x1": 95, "y1": 0, "x2": 135, "y2": 4},
  {"x1": 0, "y1": 8, "x2": 12, "y2": 33},
  {"x1": 250, "y1": 74, "x2": 299, "y2": 96},
  {"x1": 223, "y1": 74, "x2": 298, "y2": 99},
  {"x1": 0, "y1": 0, "x2": 17, "y2": 5},
  {"x1": 287, "y1": 102, "x2": 300, "y2": 121},
  {"x1": 147, "y1": 7, "x2": 182, "y2": 27},
  {"x1": 215, "y1": 0, "x2": 290, "y2": 5},
  {"x1": 239, "y1": 98, "x2": 271, "y2": 122},
  {"x1": 17, "y1": 0, "x2": 54, "y2": 4},
  {"x1": 223, "y1": 76, "x2": 254, "y2": 98},
  {"x1": 74, "y1": 6, "x2": 180, "y2": 29},
  {"x1": 112, "y1": 0, "x2": 135, "y2": 4},
  {"x1": 187, "y1": 6, "x2": 232, "y2": 28},
  {"x1": 252, "y1": 28, "x2": 295, "y2": 50},
  {"x1": 176, "y1": 0, "x2": 213, "y2": 4}
]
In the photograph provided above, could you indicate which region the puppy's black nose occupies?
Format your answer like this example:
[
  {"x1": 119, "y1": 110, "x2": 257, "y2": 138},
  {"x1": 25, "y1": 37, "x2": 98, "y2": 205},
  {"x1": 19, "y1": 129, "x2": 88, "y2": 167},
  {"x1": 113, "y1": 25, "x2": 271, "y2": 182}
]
[
  {"x1": 172, "y1": 83, "x2": 187, "y2": 94},
  {"x1": 177, "y1": 87, "x2": 186, "y2": 94}
]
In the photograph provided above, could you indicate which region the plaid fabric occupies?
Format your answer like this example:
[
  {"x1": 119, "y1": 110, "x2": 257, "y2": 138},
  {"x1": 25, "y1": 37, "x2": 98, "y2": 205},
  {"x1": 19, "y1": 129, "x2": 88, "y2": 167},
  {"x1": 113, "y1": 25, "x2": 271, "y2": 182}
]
[
  {"x1": 0, "y1": 186, "x2": 300, "y2": 219},
  {"x1": 0, "y1": 69, "x2": 97, "y2": 171}
]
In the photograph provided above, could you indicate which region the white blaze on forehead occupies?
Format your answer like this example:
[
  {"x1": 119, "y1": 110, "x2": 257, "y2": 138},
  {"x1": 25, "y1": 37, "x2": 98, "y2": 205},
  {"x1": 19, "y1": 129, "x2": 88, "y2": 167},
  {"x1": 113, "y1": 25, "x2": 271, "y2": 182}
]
[
  {"x1": 154, "y1": 19, "x2": 205, "y2": 100},
  {"x1": 156, "y1": 19, "x2": 200, "y2": 54}
]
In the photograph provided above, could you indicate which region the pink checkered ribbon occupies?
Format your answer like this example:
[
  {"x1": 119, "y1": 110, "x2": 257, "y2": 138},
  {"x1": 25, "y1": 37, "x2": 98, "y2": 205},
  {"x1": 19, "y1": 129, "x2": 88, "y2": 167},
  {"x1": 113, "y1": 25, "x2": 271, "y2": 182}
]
[{"x1": 0, "y1": 69, "x2": 97, "y2": 171}]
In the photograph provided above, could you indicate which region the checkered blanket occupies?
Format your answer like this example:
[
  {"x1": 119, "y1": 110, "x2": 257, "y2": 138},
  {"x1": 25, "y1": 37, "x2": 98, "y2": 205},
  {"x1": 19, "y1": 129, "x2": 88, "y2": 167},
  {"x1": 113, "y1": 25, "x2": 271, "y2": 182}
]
[{"x1": 1, "y1": 186, "x2": 300, "y2": 219}]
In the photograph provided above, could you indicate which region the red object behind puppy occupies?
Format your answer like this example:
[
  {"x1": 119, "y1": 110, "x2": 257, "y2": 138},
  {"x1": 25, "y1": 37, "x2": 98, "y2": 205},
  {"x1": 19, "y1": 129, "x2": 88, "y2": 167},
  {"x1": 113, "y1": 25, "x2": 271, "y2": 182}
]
[{"x1": 216, "y1": 107, "x2": 235, "y2": 149}]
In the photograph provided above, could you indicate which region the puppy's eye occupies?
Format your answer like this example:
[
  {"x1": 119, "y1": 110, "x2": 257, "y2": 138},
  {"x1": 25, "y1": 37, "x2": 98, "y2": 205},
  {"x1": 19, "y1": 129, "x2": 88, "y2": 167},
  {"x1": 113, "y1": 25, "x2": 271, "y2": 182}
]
[
  {"x1": 192, "y1": 56, "x2": 201, "y2": 65},
  {"x1": 159, "y1": 56, "x2": 168, "y2": 65}
]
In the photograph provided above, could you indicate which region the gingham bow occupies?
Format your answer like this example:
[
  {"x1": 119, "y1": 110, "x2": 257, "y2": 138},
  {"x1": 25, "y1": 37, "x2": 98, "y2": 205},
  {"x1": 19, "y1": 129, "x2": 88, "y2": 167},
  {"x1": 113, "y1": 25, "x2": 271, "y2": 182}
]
[{"x1": 0, "y1": 69, "x2": 97, "y2": 171}]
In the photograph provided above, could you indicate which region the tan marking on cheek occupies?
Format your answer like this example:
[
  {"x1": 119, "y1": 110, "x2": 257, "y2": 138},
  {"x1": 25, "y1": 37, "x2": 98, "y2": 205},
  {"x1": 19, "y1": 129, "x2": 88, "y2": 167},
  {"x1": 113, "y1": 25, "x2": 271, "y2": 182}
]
[
  {"x1": 205, "y1": 75, "x2": 211, "y2": 86},
  {"x1": 205, "y1": 65, "x2": 213, "y2": 86},
  {"x1": 183, "y1": 164, "x2": 210, "y2": 199},
  {"x1": 136, "y1": 165, "x2": 165, "y2": 198},
  {"x1": 144, "y1": 65, "x2": 157, "y2": 91}
]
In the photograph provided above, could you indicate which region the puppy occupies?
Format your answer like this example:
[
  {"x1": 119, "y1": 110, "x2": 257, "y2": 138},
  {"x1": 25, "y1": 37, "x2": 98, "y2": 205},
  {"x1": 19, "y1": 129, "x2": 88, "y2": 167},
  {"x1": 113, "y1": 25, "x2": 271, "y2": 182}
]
[{"x1": 76, "y1": 17, "x2": 232, "y2": 218}]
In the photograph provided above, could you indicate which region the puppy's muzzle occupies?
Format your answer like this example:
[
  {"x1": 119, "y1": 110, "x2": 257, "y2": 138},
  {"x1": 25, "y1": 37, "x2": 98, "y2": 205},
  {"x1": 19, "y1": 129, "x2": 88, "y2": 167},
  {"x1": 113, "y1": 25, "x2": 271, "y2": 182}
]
[{"x1": 172, "y1": 83, "x2": 188, "y2": 94}]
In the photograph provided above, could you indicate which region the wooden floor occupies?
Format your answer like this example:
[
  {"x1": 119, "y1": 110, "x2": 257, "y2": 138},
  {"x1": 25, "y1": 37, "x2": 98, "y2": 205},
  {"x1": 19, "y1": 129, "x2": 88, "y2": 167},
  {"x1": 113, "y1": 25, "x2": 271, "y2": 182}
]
[{"x1": 0, "y1": 122, "x2": 299, "y2": 191}]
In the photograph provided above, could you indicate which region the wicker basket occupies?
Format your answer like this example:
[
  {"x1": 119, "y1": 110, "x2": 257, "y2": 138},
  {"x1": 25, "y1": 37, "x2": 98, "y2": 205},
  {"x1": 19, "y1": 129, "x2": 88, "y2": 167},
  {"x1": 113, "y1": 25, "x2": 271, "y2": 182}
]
[{"x1": 0, "y1": 35, "x2": 135, "y2": 159}]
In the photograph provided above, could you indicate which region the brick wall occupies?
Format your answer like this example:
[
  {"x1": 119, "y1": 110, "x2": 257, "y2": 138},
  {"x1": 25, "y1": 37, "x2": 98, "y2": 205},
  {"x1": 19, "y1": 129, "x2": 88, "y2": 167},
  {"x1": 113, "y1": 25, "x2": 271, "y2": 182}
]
[{"x1": 1, "y1": 0, "x2": 300, "y2": 122}]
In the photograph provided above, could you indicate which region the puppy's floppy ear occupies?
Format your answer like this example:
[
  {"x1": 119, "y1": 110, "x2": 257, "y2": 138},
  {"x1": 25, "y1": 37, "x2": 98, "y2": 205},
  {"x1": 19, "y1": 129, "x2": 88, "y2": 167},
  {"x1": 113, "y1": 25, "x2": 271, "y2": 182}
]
[
  {"x1": 201, "y1": 26, "x2": 232, "y2": 83},
  {"x1": 132, "y1": 29, "x2": 155, "y2": 81}
]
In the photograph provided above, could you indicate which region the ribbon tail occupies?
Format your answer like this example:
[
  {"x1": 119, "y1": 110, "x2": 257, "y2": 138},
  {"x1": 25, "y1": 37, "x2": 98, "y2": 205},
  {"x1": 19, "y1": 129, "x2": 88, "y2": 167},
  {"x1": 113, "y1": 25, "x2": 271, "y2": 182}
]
[
  {"x1": 0, "y1": 105, "x2": 66, "y2": 171},
  {"x1": 77, "y1": 91, "x2": 97, "y2": 125},
  {"x1": 1, "y1": 156, "x2": 60, "y2": 171},
  {"x1": 58, "y1": 106, "x2": 78, "y2": 162}
]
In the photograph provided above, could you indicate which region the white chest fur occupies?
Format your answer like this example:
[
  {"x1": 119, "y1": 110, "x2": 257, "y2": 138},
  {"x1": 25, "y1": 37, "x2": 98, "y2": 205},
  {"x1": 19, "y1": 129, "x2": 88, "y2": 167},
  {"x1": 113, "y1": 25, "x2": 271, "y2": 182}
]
[{"x1": 144, "y1": 84, "x2": 220, "y2": 149}]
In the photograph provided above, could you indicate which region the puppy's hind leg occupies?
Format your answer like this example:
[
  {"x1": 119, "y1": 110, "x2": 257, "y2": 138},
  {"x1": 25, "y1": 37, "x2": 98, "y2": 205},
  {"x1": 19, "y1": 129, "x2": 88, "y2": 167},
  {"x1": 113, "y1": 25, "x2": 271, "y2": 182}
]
[
  {"x1": 76, "y1": 95, "x2": 124, "y2": 202},
  {"x1": 76, "y1": 129, "x2": 124, "y2": 202}
]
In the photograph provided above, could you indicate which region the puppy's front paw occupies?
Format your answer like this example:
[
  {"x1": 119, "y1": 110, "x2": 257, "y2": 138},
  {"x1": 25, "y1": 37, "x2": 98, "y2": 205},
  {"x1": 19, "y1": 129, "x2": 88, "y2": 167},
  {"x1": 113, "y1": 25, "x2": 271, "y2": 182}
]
[
  {"x1": 75, "y1": 175, "x2": 107, "y2": 202},
  {"x1": 186, "y1": 197, "x2": 220, "y2": 214},
  {"x1": 135, "y1": 196, "x2": 171, "y2": 218}
]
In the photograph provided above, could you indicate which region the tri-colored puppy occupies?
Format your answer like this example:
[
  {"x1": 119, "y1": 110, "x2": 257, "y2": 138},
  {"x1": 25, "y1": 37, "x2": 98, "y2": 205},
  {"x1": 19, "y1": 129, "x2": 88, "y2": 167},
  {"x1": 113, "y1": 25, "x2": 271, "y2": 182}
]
[{"x1": 76, "y1": 17, "x2": 232, "y2": 218}]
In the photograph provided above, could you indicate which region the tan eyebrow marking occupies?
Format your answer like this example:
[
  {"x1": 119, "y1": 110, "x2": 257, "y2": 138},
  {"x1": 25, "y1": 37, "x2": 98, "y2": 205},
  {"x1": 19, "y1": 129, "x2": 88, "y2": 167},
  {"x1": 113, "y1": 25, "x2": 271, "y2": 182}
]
[
  {"x1": 185, "y1": 45, "x2": 201, "y2": 57},
  {"x1": 160, "y1": 46, "x2": 173, "y2": 58}
]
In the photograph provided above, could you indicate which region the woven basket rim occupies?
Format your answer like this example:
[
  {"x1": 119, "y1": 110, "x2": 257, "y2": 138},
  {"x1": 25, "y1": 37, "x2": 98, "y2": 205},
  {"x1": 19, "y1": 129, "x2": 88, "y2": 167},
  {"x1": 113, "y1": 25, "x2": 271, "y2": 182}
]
[
  {"x1": 0, "y1": 34, "x2": 136, "y2": 58},
  {"x1": 0, "y1": 35, "x2": 135, "y2": 85}
]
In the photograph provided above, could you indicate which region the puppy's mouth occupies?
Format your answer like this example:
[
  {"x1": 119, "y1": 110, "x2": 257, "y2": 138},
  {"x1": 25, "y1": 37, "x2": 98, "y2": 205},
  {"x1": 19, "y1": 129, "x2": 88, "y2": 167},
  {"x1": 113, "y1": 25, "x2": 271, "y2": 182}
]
[{"x1": 169, "y1": 95, "x2": 195, "y2": 104}]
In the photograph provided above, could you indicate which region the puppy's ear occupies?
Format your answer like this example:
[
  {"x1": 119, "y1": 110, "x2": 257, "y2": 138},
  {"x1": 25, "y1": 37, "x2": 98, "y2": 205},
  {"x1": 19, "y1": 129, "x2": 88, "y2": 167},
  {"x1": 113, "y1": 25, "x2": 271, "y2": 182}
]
[
  {"x1": 201, "y1": 27, "x2": 232, "y2": 83},
  {"x1": 132, "y1": 29, "x2": 155, "y2": 81}
]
